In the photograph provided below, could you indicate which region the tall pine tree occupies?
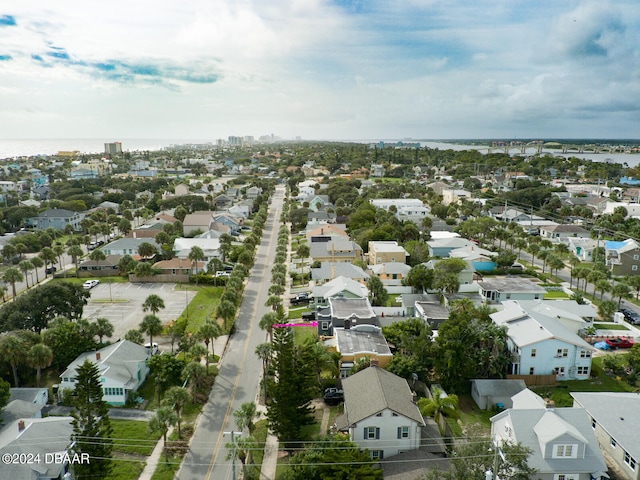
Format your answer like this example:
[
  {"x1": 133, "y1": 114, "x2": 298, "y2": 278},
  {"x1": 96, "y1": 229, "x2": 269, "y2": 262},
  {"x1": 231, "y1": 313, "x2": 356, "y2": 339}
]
[
  {"x1": 71, "y1": 359, "x2": 113, "y2": 478},
  {"x1": 266, "y1": 327, "x2": 316, "y2": 451}
]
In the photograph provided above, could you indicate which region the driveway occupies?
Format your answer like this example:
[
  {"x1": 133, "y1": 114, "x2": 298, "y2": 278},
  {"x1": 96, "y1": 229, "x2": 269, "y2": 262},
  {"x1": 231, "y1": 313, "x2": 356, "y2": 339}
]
[{"x1": 82, "y1": 282, "x2": 196, "y2": 343}]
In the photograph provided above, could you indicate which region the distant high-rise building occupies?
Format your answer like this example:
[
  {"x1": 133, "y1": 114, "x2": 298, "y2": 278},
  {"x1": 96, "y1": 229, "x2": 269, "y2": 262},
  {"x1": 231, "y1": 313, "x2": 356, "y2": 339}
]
[
  {"x1": 228, "y1": 136, "x2": 242, "y2": 146},
  {"x1": 104, "y1": 142, "x2": 122, "y2": 155}
]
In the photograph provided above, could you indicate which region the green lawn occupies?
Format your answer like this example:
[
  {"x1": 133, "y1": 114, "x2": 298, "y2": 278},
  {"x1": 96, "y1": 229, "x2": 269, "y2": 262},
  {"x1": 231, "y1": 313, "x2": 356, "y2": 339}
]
[
  {"x1": 150, "y1": 456, "x2": 182, "y2": 480},
  {"x1": 293, "y1": 326, "x2": 317, "y2": 345},
  {"x1": 287, "y1": 307, "x2": 306, "y2": 319},
  {"x1": 111, "y1": 419, "x2": 161, "y2": 456},
  {"x1": 531, "y1": 356, "x2": 636, "y2": 406},
  {"x1": 107, "y1": 458, "x2": 146, "y2": 480},
  {"x1": 543, "y1": 291, "x2": 570, "y2": 300},
  {"x1": 175, "y1": 286, "x2": 224, "y2": 333},
  {"x1": 594, "y1": 323, "x2": 629, "y2": 331}
]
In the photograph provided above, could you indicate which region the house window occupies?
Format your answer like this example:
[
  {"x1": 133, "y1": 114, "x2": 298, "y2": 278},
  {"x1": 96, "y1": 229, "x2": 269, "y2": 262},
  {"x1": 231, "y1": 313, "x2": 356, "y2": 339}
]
[
  {"x1": 555, "y1": 367, "x2": 566, "y2": 376},
  {"x1": 506, "y1": 294, "x2": 511, "y2": 299},
  {"x1": 633, "y1": 265, "x2": 638, "y2": 271},
  {"x1": 554, "y1": 475, "x2": 577, "y2": 480},
  {"x1": 397, "y1": 426, "x2": 409, "y2": 439},
  {"x1": 580, "y1": 350, "x2": 591, "y2": 358},
  {"x1": 553, "y1": 444, "x2": 576, "y2": 458},
  {"x1": 610, "y1": 437, "x2": 617, "y2": 448},
  {"x1": 625, "y1": 451, "x2": 637, "y2": 470},
  {"x1": 591, "y1": 418, "x2": 596, "y2": 429},
  {"x1": 370, "y1": 450, "x2": 384, "y2": 460},
  {"x1": 634, "y1": 254, "x2": 639, "y2": 260},
  {"x1": 577, "y1": 366, "x2": 589, "y2": 375},
  {"x1": 529, "y1": 367, "x2": 535, "y2": 375},
  {"x1": 321, "y1": 322, "x2": 329, "y2": 331},
  {"x1": 556, "y1": 348, "x2": 568, "y2": 357},
  {"x1": 365, "y1": 427, "x2": 380, "y2": 440},
  {"x1": 530, "y1": 349, "x2": 537, "y2": 358}
]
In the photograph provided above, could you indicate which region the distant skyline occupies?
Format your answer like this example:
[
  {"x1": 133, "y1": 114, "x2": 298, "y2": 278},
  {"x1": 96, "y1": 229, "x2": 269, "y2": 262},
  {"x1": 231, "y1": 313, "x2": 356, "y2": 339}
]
[{"x1": 0, "y1": 1, "x2": 638, "y2": 140}]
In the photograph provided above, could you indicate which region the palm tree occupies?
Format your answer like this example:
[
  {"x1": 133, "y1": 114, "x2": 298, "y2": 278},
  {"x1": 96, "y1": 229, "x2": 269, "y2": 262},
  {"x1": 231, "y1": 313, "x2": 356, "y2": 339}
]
[
  {"x1": 0, "y1": 334, "x2": 27, "y2": 387},
  {"x1": 53, "y1": 244, "x2": 65, "y2": 275},
  {"x1": 95, "y1": 317, "x2": 114, "y2": 343},
  {"x1": 139, "y1": 314, "x2": 163, "y2": 347},
  {"x1": 149, "y1": 406, "x2": 177, "y2": 463},
  {"x1": 219, "y1": 234, "x2": 233, "y2": 263},
  {"x1": 18, "y1": 259, "x2": 33, "y2": 288},
  {"x1": 188, "y1": 246, "x2": 205, "y2": 286},
  {"x1": 259, "y1": 312, "x2": 279, "y2": 342},
  {"x1": 142, "y1": 294, "x2": 166, "y2": 315},
  {"x1": 528, "y1": 243, "x2": 540, "y2": 266},
  {"x1": 569, "y1": 257, "x2": 581, "y2": 288},
  {"x1": 233, "y1": 402, "x2": 258, "y2": 435},
  {"x1": 138, "y1": 242, "x2": 157, "y2": 260},
  {"x1": 225, "y1": 435, "x2": 256, "y2": 480},
  {"x1": 40, "y1": 247, "x2": 57, "y2": 276},
  {"x1": 2, "y1": 267, "x2": 23, "y2": 301},
  {"x1": 27, "y1": 343, "x2": 53, "y2": 388},
  {"x1": 183, "y1": 361, "x2": 207, "y2": 394},
  {"x1": 30, "y1": 256, "x2": 43, "y2": 284},
  {"x1": 417, "y1": 386, "x2": 459, "y2": 424},
  {"x1": 163, "y1": 386, "x2": 191, "y2": 439},
  {"x1": 612, "y1": 283, "x2": 632, "y2": 309},
  {"x1": 305, "y1": 338, "x2": 338, "y2": 385},
  {"x1": 265, "y1": 295, "x2": 282, "y2": 312},
  {"x1": 596, "y1": 279, "x2": 611, "y2": 301},
  {"x1": 198, "y1": 321, "x2": 222, "y2": 372},
  {"x1": 255, "y1": 342, "x2": 271, "y2": 403},
  {"x1": 216, "y1": 300, "x2": 237, "y2": 330},
  {"x1": 67, "y1": 244, "x2": 84, "y2": 278},
  {"x1": 626, "y1": 275, "x2": 640, "y2": 300}
]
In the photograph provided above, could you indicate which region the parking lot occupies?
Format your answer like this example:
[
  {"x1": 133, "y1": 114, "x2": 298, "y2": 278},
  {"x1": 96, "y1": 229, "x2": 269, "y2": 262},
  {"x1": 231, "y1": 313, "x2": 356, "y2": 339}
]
[{"x1": 82, "y1": 282, "x2": 196, "y2": 342}]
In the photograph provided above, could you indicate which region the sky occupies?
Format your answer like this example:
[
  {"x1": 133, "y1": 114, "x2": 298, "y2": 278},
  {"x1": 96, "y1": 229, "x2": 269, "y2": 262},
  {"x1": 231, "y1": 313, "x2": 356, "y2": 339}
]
[{"x1": 0, "y1": 0, "x2": 639, "y2": 141}]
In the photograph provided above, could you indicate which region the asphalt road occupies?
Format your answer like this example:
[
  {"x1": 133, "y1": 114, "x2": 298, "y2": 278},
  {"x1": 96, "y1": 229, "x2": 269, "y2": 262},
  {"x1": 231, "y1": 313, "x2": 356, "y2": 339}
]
[{"x1": 177, "y1": 186, "x2": 285, "y2": 480}]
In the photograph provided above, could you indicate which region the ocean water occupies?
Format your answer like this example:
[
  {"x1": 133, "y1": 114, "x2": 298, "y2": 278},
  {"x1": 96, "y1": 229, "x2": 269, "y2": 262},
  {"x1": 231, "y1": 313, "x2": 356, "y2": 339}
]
[{"x1": 0, "y1": 138, "x2": 214, "y2": 160}]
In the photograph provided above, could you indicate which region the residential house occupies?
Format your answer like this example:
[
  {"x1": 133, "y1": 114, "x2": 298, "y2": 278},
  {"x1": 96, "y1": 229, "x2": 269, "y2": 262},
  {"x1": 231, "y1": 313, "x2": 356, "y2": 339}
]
[
  {"x1": 605, "y1": 239, "x2": 640, "y2": 276},
  {"x1": 478, "y1": 277, "x2": 546, "y2": 304},
  {"x1": 312, "y1": 276, "x2": 368, "y2": 310},
  {"x1": 441, "y1": 188, "x2": 472, "y2": 205},
  {"x1": 336, "y1": 366, "x2": 425, "y2": 460},
  {"x1": 491, "y1": 406, "x2": 608, "y2": 480},
  {"x1": 368, "y1": 262, "x2": 411, "y2": 287},
  {"x1": 213, "y1": 194, "x2": 233, "y2": 209},
  {"x1": 305, "y1": 224, "x2": 348, "y2": 240},
  {"x1": 183, "y1": 211, "x2": 215, "y2": 235},
  {"x1": 490, "y1": 301, "x2": 595, "y2": 380},
  {"x1": 569, "y1": 237, "x2": 598, "y2": 262},
  {"x1": 539, "y1": 224, "x2": 591, "y2": 240},
  {"x1": 0, "y1": 416, "x2": 75, "y2": 480},
  {"x1": 414, "y1": 301, "x2": 449, "y2": 329},
  {"x1": 426, "y1": 259, "x2": 475, "y2": 293},
  {"x1": 448, "y1": 244, "x2": 497, "y2": 272},
  {"x1": 228, "y1": 203, "x2": 252, "y2": 219},
  {"x1": 152, "y1": 257, "x2": 206, "y2": 278},
  {"x1": 246, "y1": 186, "x2": 262, "y2": 200},
  {"x1": 78, "y1": 254, "x2": 121, "y2": 275},
  {"x1": 212, "y1": 213, "x2": 243, "y2": 234},
  {"x1": 571, "y1": 392, "x2": 640, "y2": 480},
  {"x1": 307, "y1": 210, "x2": 337, "y2": 225},
  {"x1": 173, "y1": 237, "x2": 221, "y2": 263},
  {"x1": 59, "y1": 340, "x2": 151, "y2": 405},
  {"x1": 102, "y1": 238, "x2": 160, "y2": 257},
  {"x1": 367, "y1": 241, "x2": 409, "y2": 265},
  {"x1": 307, "y1": 194, "x2": 331, "y2": 211},
  {"x1": 562, "y1": 195, "x2": 608, "y2": 215},
  {"x1": 316, "y1": 296, "x2": 377, "y2": 336},
  {"x1": 28, "y1": 208, "x2": 84, "y2": 231},
  {"x1": 309, "y1": 238, "x2": 363, "y2": 264},
  {"x1": 470, "y1": 379, "x2": 527, "y2": 410},
  {"x1": 369, "y1": 198, "x2": 426, "y2": 213},
  {"x1": 621, "y1": 187, "x2": 640, "y2": 203},
  {"x1": 426, "y1": 237, "x2": 473, "y2": 258},
  {"x1": 0, "y1": 388, "x2": 49, "y2": 426},
  {"x1": 311, "y1": 262, "x2": 369, "y2": 286},
  {"x1": 370, "y1": 164, "x2": 386, "y2": 177},
  {"x1": 512, "y1": 300, "x2": 596, "y2": 333}
]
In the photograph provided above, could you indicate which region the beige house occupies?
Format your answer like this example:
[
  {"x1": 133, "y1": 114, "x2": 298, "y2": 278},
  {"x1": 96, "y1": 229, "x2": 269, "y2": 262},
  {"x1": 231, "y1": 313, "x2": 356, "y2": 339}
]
[{"x1": 367, "y1": 241, "x2": 409, "y2": 265}]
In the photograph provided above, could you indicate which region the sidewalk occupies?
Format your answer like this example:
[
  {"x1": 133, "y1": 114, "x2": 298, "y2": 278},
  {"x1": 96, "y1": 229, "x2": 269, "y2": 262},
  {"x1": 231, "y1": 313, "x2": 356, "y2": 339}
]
[{"x1": 138, "y1": 426, "x2": 174, "y2": 480}]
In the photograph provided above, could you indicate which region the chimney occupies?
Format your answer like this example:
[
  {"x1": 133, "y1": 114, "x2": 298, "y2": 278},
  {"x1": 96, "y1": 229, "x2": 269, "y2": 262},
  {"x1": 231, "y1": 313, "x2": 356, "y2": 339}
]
[
  {"x1": 18, "y1": 420, "x2": 25, "y2": 432},
  {"x1": 370, "y1": 358, "x2": 379, "y2": 367},
  {"x1": 96, "y1": 352, "x2": 101, "y2": 361},
  {"x1": 545, "y1": 399, "x2": 555, "y2": 410},
  {"x1": 412, "y1": 392, "x2": 418, "y2": 404}
]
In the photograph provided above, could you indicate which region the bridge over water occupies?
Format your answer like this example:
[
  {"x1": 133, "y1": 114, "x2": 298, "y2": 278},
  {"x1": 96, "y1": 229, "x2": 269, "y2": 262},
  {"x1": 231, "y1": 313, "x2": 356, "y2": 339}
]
[{"x1": 481, "y1": 141, "x2": 640, "y2": 155}]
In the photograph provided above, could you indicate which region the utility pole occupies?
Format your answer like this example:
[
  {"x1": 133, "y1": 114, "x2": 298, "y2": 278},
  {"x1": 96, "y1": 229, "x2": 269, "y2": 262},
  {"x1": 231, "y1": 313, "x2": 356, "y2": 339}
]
[{"x1": 224, "y1": 431, "x2": 243, "y2": 480}]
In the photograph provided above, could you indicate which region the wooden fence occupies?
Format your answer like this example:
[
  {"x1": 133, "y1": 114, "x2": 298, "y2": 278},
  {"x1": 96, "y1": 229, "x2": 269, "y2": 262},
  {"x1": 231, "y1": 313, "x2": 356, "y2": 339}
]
[{"x1": 506, "y1": 374, "x2": 557, "y2": 386}]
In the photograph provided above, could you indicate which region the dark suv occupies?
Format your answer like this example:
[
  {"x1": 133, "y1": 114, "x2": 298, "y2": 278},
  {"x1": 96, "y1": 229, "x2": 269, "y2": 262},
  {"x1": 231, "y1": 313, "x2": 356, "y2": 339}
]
[
  {"x1": 291, "y1": 293, "x2": 310, "y2": 305},
  {"x1": 620, "y1": 309, "x2": 640, "y2": 325}
]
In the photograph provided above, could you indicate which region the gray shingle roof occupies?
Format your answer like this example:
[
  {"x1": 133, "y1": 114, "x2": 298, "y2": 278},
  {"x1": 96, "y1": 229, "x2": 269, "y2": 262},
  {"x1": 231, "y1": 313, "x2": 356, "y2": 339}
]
[
  {"x1": 571, "y1": 392, "x2": 640, "y2": 460},
  {"x1": 342, "y1": 366, "x2": 424, "y2": 426}
]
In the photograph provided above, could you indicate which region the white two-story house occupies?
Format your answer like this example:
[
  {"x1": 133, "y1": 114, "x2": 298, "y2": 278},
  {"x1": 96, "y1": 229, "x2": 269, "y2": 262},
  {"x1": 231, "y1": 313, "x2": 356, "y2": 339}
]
[
  {"x1": 491, "y1": 302, "x2": 594, "y2": 380},
  {"x1": 491, "y1": 405, "x2": 608, "y2": 480},
  {"x1": 335, "y1": 366, "x2": 425, "y2": 460}
]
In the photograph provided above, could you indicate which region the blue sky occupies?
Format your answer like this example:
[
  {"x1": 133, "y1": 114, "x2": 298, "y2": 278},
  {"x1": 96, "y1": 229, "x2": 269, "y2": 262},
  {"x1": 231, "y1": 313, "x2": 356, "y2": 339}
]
[{"x1": 0, "y1": 1, "x2": 638, "y2": 140}]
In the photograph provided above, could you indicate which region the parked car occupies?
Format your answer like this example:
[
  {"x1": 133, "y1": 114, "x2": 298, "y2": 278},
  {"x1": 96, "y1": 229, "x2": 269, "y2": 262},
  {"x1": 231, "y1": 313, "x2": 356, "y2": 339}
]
[
  {"x1": 323, "y1": 387, "x2": 344, "y2": 405},
  {"x1": 301, "y1": 311, "x2": 316, "y2": 321},
  {"x1": 83, "y1": 279, "x2": 100, "y2": 290},
  {"x1": 45, "y1": 266, "x2": 57, "y2": 274},
  {"x1": 291, "y1": 293, "x2": 310, "y2": 305},
  {"x1": 620, "y1": 309, "x2": 640, "y2": 325},
  {"x1": 605, "y1": 337, "x2": 635, "y2": 349},
  {"x1": 215, "y1": 271, "x2": 231, "y2": 278}
]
